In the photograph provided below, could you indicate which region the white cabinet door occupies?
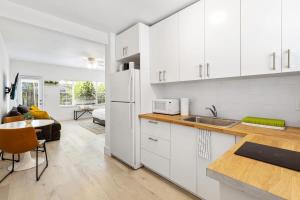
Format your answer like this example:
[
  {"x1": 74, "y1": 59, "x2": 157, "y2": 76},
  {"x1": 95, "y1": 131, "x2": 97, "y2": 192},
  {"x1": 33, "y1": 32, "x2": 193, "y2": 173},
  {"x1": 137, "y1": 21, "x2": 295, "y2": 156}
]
[
  {"x1": 282, "y1": 0, "x2": 300, "y2": 72},
  {"x1": 170, "y1": 124, "x2": 198, "y2": 194},
  {"x1": 241, "y1": 0, "x2": 282, "y2": 76},
  {"x1": 179, "y1": 1, "x2": 205, "y2": 81},
  {"x1": 116, "y1": 24, "x2": 140, "y2": 60},
  {"x1": 141, "y1": 119, "x2": 171, "y2": 141},
  {"x1": 205, "y1": 0, "x2": 241, "y2": 79},
  {"x1": 150, "y1": 14, "x2": 179, "y2": 83},
  {"x1": 110, "y1": 70, "x2": 134, "y2": 102},
  {"x1": 141, "y1": 119, "x2": 171, "y2": 178},
  {"x1": 197, "y1": 131, "x2": 235, "y2": 200}
]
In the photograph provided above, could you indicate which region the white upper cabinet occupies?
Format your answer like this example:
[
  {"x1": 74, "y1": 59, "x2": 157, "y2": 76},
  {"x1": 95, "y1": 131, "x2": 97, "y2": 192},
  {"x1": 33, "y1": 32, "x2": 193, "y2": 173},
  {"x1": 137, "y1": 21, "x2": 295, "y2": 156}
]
[
  {"x1": 179, "y1": 1, "x2": 205, "y2": 81},
  {"x1": 282, "y1": 0, "x2": 300, "y2": 72},
  {"x1": 204, "y1": 0, "x2": 241, "y2": 79},
  {"x1": 150, "y1": 14, "x2": 179, "y2": 83},
  {"x1": 116, "y1": 24, "x2": 140, "y2": 60},
  {"x1": 170, "y1": 124, "x2": 198, "y2": 194},
  {"x1": 241, "y1": 0, "x2": 282, "y2": 76},
  {"x1": 148, "y1": 0, "x2": 300, "y2": 82}
]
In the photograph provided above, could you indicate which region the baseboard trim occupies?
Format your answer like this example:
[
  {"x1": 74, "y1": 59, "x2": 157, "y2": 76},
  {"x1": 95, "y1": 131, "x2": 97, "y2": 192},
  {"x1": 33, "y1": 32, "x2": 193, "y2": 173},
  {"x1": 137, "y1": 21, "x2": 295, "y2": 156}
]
[{"x1": 104, "y1": 146, "x2": 111, "y2": 156}]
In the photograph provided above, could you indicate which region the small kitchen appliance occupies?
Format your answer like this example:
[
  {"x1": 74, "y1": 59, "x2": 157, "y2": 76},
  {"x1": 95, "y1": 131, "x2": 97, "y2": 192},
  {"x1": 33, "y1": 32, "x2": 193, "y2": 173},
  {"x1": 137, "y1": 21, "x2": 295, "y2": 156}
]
[{"x1": 152, "y1": 99, "x2": 180, "y2": 115}]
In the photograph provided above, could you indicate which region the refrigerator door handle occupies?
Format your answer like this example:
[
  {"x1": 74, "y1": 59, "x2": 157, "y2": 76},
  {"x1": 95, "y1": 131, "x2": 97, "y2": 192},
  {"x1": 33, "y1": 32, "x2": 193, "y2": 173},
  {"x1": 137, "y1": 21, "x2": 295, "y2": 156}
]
[
  {"x1": 128, "y1": 71, "x2": 133, "y2": 102},
  {"x1": 129, "y1": 103, "x2": 133, "y2": 129}
]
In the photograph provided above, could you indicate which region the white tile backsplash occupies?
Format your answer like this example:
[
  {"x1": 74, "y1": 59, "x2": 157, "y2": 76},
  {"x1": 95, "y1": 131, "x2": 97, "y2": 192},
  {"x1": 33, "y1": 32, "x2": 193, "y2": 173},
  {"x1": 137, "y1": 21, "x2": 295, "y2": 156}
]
[{"x1": 156, "y1": 74, "x2": 300, "y2": 127}]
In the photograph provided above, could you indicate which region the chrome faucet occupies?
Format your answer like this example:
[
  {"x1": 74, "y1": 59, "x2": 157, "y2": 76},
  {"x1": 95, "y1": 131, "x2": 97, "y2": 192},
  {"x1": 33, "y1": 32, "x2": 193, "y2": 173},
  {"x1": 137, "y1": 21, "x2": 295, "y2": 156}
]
[{"x1": 206, "y1": 105, "x2": 218, "y2": 118}]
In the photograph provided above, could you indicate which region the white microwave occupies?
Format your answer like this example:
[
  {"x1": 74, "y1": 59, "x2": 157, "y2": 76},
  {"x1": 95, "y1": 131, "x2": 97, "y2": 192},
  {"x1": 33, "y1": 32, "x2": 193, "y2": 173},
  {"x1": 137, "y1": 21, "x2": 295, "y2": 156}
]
[{"x1": 152, "y1": 99, "x2": 180, "y2": 115}]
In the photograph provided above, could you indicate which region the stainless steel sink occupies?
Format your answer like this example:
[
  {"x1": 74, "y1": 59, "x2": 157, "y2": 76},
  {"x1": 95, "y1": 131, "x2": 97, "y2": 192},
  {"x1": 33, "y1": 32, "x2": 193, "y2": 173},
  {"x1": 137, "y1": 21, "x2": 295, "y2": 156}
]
[{"x1": 183, "y1": 116, "x2": 239, "y2": 127}]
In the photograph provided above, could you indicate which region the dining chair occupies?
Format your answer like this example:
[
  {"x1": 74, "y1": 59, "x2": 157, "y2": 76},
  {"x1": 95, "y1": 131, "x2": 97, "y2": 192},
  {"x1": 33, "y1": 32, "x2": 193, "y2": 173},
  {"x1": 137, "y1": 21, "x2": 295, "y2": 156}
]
[
  {"x1": 0, "y1": 127, "x2": 48, "y2": 183},
  {"x1": 1, "y1": 116, "x2": 25, "y2": 162},
  {"x1": 1, "y1": 116, "x2": 43, "y2": 160}
]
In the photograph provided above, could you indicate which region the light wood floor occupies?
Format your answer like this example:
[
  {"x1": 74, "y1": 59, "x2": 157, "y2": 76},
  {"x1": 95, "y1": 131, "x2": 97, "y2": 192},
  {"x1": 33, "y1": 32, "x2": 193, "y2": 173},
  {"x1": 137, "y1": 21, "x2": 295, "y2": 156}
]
[{"x1": 0, "y1": 120, "x2": 199, "y2": 200}]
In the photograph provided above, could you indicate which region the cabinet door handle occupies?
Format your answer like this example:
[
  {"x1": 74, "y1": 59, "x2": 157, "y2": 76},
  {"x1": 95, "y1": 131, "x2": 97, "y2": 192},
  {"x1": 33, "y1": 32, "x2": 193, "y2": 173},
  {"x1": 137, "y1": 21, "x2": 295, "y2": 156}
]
[
  {"x1": 199, "y1": 64, "x2": 203, "y2": 78},
  {"x1": 148, "y1": 137, "x2": 158, "y2": 142},
  {"x1": 123, "y1": 47, "x2": 128, "y2": 56},
  {"x1": 148, "y1": 120, "x2": 158, "y2": 124},
  {"x1": 272, "y1": 52, "x2": 276, "y2": 70},
  {"x1": 287, "y1": 49, "x2": 291, "y2": 69},
  {"x1": 163, "y1": 70, "x2": 166, "y2": 81},
  {"x1": 158, "y1": 71, "x2": 162, "y2": 82},
  {"x1": 206, "y1": 63, "x2": 210, "y2": 77}
]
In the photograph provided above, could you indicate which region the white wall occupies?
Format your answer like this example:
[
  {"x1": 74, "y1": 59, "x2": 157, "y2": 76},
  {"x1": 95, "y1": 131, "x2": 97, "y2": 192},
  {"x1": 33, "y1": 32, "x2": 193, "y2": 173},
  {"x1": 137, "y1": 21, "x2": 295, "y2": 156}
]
[
  {"x1": 156, "y1": 74, "x2": 300, "y2": 127},
  {"x1": 0, "y1": 32, "x2": 10, "y2": 117},
  {"x1": 10, "y1": 59, "x2": 105, "y2": 121},
  {"x1": 104, "y1": 33, "x2": 115, "y2": 156}
]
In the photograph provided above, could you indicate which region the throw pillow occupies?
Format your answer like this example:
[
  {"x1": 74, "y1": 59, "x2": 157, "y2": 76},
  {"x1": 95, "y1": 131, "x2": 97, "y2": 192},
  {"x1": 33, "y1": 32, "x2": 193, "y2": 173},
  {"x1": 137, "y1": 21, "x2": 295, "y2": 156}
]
[
  {"x1": 30, "y1": 105, "x2": 40, "y2": 111},
  {"x1": 30, "y1": 110, "x2": 50, "y2": 119},
  {"x1": 7, "y1": 107, "x2": 21, "y2": 117},
  {"x1": 17, "y1": 105, "x2": 29, "y2": 114}
]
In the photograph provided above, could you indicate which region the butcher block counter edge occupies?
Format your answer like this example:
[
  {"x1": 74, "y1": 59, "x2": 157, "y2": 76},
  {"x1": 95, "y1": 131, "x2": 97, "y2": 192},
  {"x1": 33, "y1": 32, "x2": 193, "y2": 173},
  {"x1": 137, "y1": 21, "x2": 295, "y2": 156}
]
[
  {"x1": 139, "y1": 113, "x2": 300, "y2": 140},
  {"x1": 207, "y1": 134, "x2": 300, "y2": 200}
]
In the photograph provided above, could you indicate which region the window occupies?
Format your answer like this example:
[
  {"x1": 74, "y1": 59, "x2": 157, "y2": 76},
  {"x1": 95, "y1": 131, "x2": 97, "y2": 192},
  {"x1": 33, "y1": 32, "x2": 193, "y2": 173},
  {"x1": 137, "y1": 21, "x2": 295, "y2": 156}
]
[
  {"x1": 59, "y1": 81, "x2": 105, "y2": 106},
  {"x1": 59, "y1": 81, "x2": 73, "y2": 106},
  {"x1": 74, "y1": 81, "x2": 96, "y2": 105},
  {"x1": 95, "y1": 82, "x2": 105, "y2": 104}
]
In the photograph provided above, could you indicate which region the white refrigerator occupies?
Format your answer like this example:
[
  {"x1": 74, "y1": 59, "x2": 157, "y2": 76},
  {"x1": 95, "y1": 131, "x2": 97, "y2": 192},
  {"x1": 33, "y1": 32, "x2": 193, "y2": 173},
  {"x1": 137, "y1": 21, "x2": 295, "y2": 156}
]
[{"x1": 110, "y1": 68, "x2": 141, "y2": 169}]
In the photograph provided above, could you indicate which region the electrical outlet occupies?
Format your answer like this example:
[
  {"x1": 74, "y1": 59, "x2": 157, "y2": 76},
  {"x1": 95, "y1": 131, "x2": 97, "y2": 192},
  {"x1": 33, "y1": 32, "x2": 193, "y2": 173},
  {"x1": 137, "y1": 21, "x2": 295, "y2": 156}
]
[{"x1": 296, "y1": 99, "x2": 300, "y2": 111}]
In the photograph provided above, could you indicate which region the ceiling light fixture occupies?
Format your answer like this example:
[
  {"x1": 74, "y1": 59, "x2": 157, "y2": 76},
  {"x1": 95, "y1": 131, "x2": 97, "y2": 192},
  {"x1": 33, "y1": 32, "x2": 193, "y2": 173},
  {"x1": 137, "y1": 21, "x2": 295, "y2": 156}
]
[{"x1": 84, "y1": 57, "x2": 105, "y2": 70}]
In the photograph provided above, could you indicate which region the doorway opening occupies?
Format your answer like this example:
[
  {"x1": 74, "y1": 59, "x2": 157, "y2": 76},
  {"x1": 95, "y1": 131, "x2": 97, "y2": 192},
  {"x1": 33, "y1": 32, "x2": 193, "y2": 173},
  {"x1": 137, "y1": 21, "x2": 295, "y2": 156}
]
[{"x1": 18, "y1": 76, "x2": 43, "y2": 109}]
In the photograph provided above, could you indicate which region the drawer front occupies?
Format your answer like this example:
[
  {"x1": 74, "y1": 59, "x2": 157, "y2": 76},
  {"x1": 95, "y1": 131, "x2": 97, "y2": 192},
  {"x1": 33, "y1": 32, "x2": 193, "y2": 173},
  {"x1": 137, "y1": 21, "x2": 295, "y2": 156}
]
[
  {"x1": 141, "y1": 149, "x2": 170, "y2": 178},
  {"x1": 141, "y1": 119, "x2": 171, "y2": 140},
  {"x1": 141, "y1": 134, "x2": 170, "y2": 159}
]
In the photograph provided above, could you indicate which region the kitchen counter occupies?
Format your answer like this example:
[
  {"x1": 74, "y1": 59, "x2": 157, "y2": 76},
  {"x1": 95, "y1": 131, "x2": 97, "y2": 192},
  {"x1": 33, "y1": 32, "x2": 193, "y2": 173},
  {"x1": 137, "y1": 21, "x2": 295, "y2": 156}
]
[
  {"x1": 139, "y1": 113, "x2": 300, "y2": 200},
  {"x1": 207, "y1": 134, "x2": 300, "y2": 200},
  {"x1": 139, "y1": 113, "x2": 300, "y2": 140}
]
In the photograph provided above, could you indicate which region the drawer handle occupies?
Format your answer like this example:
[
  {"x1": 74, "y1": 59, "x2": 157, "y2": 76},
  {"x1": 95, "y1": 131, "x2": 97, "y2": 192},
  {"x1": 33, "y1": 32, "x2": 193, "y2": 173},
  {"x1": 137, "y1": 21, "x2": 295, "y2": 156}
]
[
  {"x1": 148, "y1": 121, "x2": 158, "y2": 124},
  {"x1": 148, "y1": 137, "x2": 158, "y2": 142},
  {"x1": 287, "y1": 49, "x2": 291, "y2": 69},
  {"x1": 206, "y1": 63, "x2": 210, "y2": 77},
  {"x1": 162, "y1": 70, "x2": 166, "y2": 81},
  {"x1": 272, "y1": 52, "x2": 276, "y2": 70},
  {"x1": 199, "y1": 64, "x2": 203, "y2": 78}
]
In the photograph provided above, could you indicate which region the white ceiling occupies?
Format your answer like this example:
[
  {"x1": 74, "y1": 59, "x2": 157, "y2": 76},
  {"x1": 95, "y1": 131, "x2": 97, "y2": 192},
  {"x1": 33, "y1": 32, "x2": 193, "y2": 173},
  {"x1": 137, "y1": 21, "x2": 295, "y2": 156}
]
[
  {"x1": 0, "y1": 18, "x2": 105, "y2": 70},
  {"x1": 8, "y1": 0, "x2": 198, "y2": 33}
]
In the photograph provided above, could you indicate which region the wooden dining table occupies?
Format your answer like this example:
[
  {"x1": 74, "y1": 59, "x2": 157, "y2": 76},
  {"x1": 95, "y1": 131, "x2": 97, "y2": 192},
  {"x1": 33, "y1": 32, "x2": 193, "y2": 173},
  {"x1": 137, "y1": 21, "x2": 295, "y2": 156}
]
[{"x1": 0, "y1": 119, "x2": 54, "y2": 171}]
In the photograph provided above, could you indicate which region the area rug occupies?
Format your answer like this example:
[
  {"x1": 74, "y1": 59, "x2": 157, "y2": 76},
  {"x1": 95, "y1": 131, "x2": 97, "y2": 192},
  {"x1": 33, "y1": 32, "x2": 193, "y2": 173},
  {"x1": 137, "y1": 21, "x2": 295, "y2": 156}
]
[{"x1": 78, "y1": 119, "x2": 105, "y2": 135}]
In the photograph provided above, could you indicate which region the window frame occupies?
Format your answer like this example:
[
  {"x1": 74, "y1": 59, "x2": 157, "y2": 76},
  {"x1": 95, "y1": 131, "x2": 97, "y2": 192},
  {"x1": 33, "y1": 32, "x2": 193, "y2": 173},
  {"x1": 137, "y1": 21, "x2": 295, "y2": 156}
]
[
  {"x1": 59, "y1": 81, "x2": 105, "y2": 106},
  {"x1": 59, "y1": 81, "x2": 74, "y2": 106}
]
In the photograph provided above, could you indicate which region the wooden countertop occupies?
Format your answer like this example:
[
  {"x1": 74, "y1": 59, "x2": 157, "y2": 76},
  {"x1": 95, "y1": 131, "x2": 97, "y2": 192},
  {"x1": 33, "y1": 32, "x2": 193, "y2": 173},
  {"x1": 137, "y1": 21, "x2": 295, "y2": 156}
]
[
  {"x1": 207, "y1": 134, "x2": 300, "y2": 200},
  {"x1": 139, "y1": 113, "x2": 300, "y2": 199},
  {"x1": 139, "y1": 113, "x2": 300, "y2": 140}
]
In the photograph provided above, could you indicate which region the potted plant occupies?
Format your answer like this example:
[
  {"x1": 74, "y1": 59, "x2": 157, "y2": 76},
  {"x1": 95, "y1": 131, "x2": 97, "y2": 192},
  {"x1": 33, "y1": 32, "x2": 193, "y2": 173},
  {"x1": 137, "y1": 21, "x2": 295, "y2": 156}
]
[{"x1": 23, "y1": 112, "x2": 33, "y2": 125}]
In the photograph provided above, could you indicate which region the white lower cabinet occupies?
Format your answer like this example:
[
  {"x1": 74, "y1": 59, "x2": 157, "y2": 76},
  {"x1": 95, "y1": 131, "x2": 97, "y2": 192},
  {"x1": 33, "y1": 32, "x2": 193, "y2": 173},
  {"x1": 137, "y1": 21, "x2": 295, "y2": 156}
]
[
  {"x1": 197, "y1": 131, "x2": 236, "y2": 200},
  {"x1": 141, "y1": 149, "x2": 170, "y2": 178},
  {"x1": 141, "y1": 120, "x2": 236, "y2": 199},
  {"x1": 141, "y1": 119, "x2": 171, "y2": 178},
  {"x1": 141, "y1": 134, "x2": 170, "y2": 159},
  {"x1": 170, "y1": 124, "x2": 198, "y2": 194}
]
